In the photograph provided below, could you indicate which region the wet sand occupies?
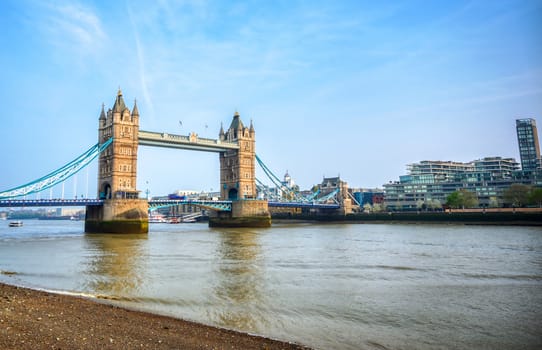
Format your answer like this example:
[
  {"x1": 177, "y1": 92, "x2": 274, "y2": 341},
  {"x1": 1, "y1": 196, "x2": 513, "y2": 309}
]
[{"x1": 0, "y1": 283, "x2": 310, "y2": 349}]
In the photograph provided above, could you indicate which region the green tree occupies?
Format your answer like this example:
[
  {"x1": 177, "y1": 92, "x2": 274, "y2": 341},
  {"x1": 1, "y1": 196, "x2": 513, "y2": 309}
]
[
  {"x1": 446, "y1": 189, "x2": 478, "y2": 209},
  {"x1": 446, "y1": 191, "x2": 461, "y2": 209},
  {"x1": 503, "y1": 184, "x2": 531, "y2": 207},
  {"x1": 528, "y1": 187, "x2": 542, "y2": 207}
]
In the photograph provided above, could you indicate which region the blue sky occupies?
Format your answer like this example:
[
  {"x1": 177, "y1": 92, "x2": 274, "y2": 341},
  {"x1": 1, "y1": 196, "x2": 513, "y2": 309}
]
[{"x1": 1, "y1": 0, "x2": 541, "y2": 198}]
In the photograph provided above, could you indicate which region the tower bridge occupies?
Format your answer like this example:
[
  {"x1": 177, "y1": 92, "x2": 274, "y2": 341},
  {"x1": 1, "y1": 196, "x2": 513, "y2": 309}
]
[
  {"x1": 84, "y1": 89, "x2": 270, "y2": 233},
  {"x1": 0, "y1": 89, "x2": 351, "y2": 233}
]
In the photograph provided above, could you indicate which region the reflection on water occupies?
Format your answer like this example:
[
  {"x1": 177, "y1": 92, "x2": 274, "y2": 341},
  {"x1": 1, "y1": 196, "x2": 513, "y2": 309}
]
[
  {"x1": 213, "y1": 229, "x2": 263, "y2": 330},
  {"x1": 82, "y1": 233, "x2": 147, "y2": 295}
]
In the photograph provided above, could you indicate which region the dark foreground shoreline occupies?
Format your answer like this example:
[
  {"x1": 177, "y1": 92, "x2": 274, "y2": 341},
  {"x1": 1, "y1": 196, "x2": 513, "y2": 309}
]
[{"x1": 0, "y1": 283, "x2": 310, "y2": 350}]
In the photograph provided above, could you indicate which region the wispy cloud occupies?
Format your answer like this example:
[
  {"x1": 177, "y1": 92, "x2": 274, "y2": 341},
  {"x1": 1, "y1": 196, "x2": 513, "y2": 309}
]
[
  {"x1": 127, "y1": 2, "x2": 156, "y2": 126},
  {"x1": 34, "y1": 1, "x2": 106, "y2": 58}
]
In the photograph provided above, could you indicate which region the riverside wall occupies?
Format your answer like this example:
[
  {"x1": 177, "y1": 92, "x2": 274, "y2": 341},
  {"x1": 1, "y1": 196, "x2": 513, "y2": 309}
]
[{"x1": 272, "y1": 211, "x2": 542, "y2": 226}]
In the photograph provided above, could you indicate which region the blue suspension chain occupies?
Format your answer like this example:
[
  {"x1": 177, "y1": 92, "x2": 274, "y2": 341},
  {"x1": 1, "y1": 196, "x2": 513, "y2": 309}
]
[{"x1": 0, "y1": 138, "x2": 113, "y2": 200}]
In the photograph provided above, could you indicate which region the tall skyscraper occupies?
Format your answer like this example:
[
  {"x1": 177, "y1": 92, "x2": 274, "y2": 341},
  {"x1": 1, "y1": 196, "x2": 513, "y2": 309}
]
[{"x1": 516, "y1": 118, "x2": 541, "y2": 171}]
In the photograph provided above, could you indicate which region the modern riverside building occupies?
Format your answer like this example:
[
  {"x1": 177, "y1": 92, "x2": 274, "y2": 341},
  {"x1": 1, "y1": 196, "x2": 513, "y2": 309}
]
[
  {"x1": 516, "y1": 118, "x2": 541, "y2": 171},
  {"x1": 405, "y1": 161, "x2": 473, "y2": 182},
  {"x1": 385, "y1": 119, "x2": 542, "y2": 211},
  {"x1": 384, "y1": 157, "x2": 527, "y2": 210}
]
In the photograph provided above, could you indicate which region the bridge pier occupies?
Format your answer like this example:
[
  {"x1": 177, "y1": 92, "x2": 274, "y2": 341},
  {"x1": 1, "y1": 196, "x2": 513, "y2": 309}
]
[
  {"x1": 209, "y1": 200, "x2": 271, "y2": 228},
  {"x1": 85, "y1": 199, "x2": 149, "y2": 234}
]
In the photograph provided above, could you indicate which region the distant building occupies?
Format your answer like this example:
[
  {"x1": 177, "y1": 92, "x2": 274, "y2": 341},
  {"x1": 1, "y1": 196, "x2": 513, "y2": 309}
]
[
  {"x1": 279, "y1": 170, "x2": 299, "y2": 201},
  {"x1": 169, "y1": 190, "x2": 200, "y2": 199},
  {"x1": 384, "y1": 119, "x2": 542, "y2": 210},
  {"x1": 256, "y1": 170, "x2": 298, "y2": 201},
  {"x1": 350, "y1": 188, "x2": 384, "y2": 207},
  {"x1": 516, "y1": 118, "x2": 541, "y2": 170},
  {"x1": 318, "y1": 176, "x2": 354, "y2": 214},
  {"x1": 384, "y1": 157, "x2": 526, "y2": 210},
  {"x1": 319, "y1": 176, "x2": 349, "y2": 200},
  {"x1": 282, "y1": 170, "x2": 294, "y2": 189}
]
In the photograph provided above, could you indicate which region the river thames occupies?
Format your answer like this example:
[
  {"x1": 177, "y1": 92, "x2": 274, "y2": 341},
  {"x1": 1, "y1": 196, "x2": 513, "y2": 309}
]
[{"x1": 0, "y1": 220, "x2": 540, "y2": 349}]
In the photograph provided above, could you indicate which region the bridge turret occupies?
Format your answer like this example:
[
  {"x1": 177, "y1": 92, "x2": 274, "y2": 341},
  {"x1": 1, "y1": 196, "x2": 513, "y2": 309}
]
[
  {"x1": 88, "y1": 89, "x2": 148, "y2": 234},
  {"x1": 219, "y1": 111, "x2": 256, "y2": 200},
  {"x1": 99, "y1": 103, "x2": 106, "y2": 118},
  {"x1": 249, "y1": 119, "x2": 255, "y2": 137},
  {"x1": 212, "y1": 112, "x2": 270, "y2": 227},
  {"x1": 132, "y1": 99, "x2": 139, "y2": 118},
  {"x1": 219, "y1": 122, "x2": 225, "y2": 140},
  {"x1": 97, "y1": 89, "x2": 140, "y2": 200},
  {"x1": 99, "y1": 103, "x2": 106, "y2": 127},
  {"x1": 112, "y1": 88, "x2": 126, "y2": 113}
]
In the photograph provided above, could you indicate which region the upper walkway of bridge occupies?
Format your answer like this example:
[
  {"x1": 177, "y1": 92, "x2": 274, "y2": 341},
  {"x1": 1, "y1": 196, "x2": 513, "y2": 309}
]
[{"x1": 138, "y1": 130, "x2": 239, "y2": 153}]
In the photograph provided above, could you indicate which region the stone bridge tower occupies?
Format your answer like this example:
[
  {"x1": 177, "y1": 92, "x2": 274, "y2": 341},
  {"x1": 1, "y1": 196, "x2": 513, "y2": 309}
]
[
  {"x1": 85, "y1": 89, "x2": 148, "y2": 234},
  {"x1": 211, "y1": 112, "x2": 271, "y2": 227},
  {"x1": 219, "y1": 112, "x2": 256, "y2": 200},
  {"x1": 97, "y1": 89, "x2": 139, "y2": 199}
]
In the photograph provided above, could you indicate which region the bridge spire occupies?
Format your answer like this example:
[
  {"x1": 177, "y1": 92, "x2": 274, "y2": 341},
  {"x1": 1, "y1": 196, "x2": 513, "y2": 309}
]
[
  {"x1": 229, "y1": 111, "x2": 244, "y2": 132},
  {"x1": 219, "y1": 122, "x2": 224, "y2": 139},
  {"x1": 113, "y1": 88, "x2": 127, "y2": 113},
  {"x1": 132, "y1": 99, "x2": 139, "y2": 117},
  {"x1": 99, "y1": 103, "x2": 106, "y2": 120}
]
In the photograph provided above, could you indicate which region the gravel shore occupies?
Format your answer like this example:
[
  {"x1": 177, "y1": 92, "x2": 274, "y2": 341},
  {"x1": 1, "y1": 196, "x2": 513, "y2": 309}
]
[{"x1": 0, "y1": 283, "x2": 311, "y2": 350}]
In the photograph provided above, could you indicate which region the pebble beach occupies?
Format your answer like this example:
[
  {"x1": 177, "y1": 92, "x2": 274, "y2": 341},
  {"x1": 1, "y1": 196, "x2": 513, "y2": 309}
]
[{"x1": 0, "y1": 283, "x2": 310, "y2": 350}]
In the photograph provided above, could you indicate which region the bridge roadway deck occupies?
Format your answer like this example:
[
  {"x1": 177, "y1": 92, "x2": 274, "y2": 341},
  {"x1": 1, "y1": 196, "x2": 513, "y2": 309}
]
[
  {"x1": 0, "y1": 199, "x2": 340, "y2": 210},
  {"x1": 138, "y1": 130, "x2": 239, "y2": 153}
]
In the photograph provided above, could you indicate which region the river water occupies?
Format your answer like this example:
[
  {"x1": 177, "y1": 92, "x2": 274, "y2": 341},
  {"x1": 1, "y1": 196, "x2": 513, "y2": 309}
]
[{"x1": 0, "y1": 220, "x2": 540, "y2": 349}]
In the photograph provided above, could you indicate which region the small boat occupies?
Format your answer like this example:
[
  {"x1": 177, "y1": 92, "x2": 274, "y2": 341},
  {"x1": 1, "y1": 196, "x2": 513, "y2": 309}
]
[{"x1": 9, "y1": 221, "x2": 23, "y2": 227}]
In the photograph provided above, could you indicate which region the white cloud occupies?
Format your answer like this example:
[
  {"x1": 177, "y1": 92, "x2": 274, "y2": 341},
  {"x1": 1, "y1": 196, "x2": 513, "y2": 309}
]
[
  {"x1": 127, "y1": 3, "x2": 156, "y2": 126},
  {"x1": 35, "y1": 1, "x2": 107, "y2": 58}
]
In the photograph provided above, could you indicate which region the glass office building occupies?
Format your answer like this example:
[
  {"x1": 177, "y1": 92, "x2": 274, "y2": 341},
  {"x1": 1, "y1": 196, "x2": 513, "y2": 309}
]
[{"x1": 516, "y1": 118, "x2": 541, "y2": 171}]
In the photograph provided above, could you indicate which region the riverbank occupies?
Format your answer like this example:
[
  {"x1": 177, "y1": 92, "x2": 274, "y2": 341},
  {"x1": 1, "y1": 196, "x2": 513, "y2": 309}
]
[
  {"x1": 0, "y1": 283, "x2": 310, "y2": 350},
  {"x1": 272, "y1": 211, "x2": 542, "y2": 225}
]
